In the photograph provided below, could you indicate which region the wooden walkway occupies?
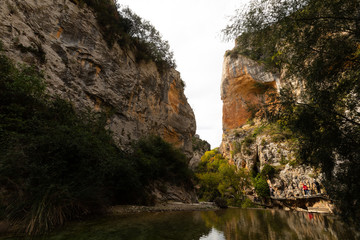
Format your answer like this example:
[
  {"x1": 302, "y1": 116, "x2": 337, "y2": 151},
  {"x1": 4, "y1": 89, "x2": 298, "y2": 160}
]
[
  {"x1": 252, "y1": 194, "x2": 333, "y2": 213},
  {"x1": 270, "y1": 194, "x2": 330, "y2": 201}
]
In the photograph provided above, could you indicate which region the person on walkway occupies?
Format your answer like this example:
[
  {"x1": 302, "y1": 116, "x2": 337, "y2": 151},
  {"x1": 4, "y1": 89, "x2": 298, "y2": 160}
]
[{"x1": 302, "y1": 184, "x2": 309, "y2": 195}]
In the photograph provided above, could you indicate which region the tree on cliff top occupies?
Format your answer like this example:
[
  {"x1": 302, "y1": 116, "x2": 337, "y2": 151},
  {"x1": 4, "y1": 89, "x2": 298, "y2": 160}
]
[
  {"x1": 71, "y1": 0, "x2": 176, "y2": 70},
  {"x1": 223, "y1": 0, "x2": 360, "y2": 223}
]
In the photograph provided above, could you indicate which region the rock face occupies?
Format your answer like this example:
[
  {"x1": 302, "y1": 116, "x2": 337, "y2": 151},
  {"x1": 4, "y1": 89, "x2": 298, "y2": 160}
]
[
  {"x1": 151, "y1": 181, "x2": 198, "y2": 204},
  {"x1": 0, "y1": 0, "x2": 195, "y2": 156},
  {"x1": 220, "y1": 126, "x2": 324, "y2": 198},
  {"x1": 188, "y1": 134, "x2": 211, "y2": 170},
  {"x1": 220, "y1": 53, "x2": 324, "y2": 199},
  {"x1": 221, "y1": 55, "x2": 279, "y2": 131}
]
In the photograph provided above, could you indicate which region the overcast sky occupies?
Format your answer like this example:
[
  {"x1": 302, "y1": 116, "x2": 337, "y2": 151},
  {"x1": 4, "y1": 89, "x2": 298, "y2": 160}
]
[{"x1": 119, "y1": 0, "x2": 249, "y2": 148}]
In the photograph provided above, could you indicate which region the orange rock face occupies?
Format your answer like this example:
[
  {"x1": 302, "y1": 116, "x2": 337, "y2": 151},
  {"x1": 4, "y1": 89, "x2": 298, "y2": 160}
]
[
  {"x1": 168, "y1": 80, "x2": 182, "y2": 114},
  {"x1": 221, "y1": 55, "x2": 278, "y2": 131}
]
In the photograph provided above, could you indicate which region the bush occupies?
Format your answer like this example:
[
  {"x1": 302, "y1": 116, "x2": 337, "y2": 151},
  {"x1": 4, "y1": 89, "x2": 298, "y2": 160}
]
[
  {"x1": 243, "y1": 135, "x2": 255, "y2": 148},
  {"x1": 260, "y1": 164, "x2": 276, "y2": 179},
  {"x1": 253, "y1": 174, "x2": 270, "y2": 200},
  {"x1": 232, "y1": 141, "x2": 242, "y2": 155},
  {"x1": 241, "y1": 198, "x2": 256, "y2": 208},
  {"x1": 214, "y1": 197, "x2": 228, "y2": 209}
]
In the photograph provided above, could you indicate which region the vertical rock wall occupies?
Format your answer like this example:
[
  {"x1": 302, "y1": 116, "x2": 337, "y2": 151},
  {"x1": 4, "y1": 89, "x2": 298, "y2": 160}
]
[
  {"x1": 0, "y1": 0, "x2": 196, "y2": 156},
  {"x1": 220, "y1": 53, "x2": 325, "y2": 199},
  {"x1": 221, "y1": 55, "x2": 279, "y2": 131}
]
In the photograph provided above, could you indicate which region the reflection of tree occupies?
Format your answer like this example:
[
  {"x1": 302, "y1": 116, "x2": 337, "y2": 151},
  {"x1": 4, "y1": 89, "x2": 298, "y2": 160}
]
[
  {"x1": 44, "y1": 212, "x2": 212, "y2": 240},
  {"x1": 42, "y1": 209, "x2": 359, "y2": 240},
  {"x1": 199, "y1": 209, "x2": 358, "y2": 240}
]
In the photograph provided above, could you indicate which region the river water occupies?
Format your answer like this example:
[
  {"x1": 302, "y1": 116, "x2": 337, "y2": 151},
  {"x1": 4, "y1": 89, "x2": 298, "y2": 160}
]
[{"x1": 1, "y1": 208, "x2": 359, "y2": 240}]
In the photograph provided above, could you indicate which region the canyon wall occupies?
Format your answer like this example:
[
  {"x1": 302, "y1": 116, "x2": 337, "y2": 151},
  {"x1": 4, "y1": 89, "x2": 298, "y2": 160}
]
[
  {"x1": 221, "y1": 55, "x2": 279, "y2": 131},
  {"x1": 220, "y1": 53, "x2": 325, "y2": 199},
  {"x1": 0, "y1": 0, "x2": 196, "y2": 156}
]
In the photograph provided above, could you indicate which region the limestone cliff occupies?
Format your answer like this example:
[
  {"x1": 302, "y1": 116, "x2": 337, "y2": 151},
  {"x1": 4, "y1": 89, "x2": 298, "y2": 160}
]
[
  {"x1": 221, "y1": 55, "x2": 279, "y2": 131},
  {"x1": 189, "y1": 134, "x2": 211, "y2": 170},
  {"x1": 220, "y1": 53, "x2": 325, "y2": 199},
  {"x1": 0, "y1": 0, "x2": 195, "y2": 156}
]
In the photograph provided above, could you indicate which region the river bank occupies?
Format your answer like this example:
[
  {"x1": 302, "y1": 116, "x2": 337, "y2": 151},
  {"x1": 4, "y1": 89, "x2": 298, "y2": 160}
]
[
  {"x1": 108, "y1": 202, "x2": 218, "y2": 215},
  {"x1": 0, "y1": 202, "x2": 218, "y2": 236},
  {"x1": 1, "y1": 200, "x2": 336, "y2": 238}
]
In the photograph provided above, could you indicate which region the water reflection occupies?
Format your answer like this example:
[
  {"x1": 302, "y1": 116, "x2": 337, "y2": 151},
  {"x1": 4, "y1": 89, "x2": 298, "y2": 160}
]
[
  {"x1": 1, "y1": 208, "x2": 359, "y2": 240},
  {"x1": 200, "y1": 228, "x2": 225, "y2": 240},
  {"x1": 198, "y1": 209, "x2": 359, "y2": 240}
]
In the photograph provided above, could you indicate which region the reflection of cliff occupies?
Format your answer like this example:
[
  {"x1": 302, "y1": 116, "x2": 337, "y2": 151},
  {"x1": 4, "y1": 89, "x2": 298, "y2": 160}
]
[
  {"x1": 199, "y1": 209, "x2": 358, "y2": 240},
  {"x1": 23, "y1": 209, "x2": 359, "y2": 239}
]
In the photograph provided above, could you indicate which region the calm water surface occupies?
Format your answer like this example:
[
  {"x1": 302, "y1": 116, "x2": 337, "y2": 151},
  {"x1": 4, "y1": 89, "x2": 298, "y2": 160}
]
[{"x1": 1, "y1": 208, "x2": 359, "y2": 240}]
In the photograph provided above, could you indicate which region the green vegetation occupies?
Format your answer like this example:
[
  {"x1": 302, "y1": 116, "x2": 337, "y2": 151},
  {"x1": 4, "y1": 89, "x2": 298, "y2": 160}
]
[
  {"x1": 132, "y1": 135, "x2": 193, "y2": 189},
  {"x1": 280, "y1": 155, "x2": 288, "y2": 165},
  {"x1": 241, "y1": 198, "x2": 256, "y2": 208},
  {"x1": 251, "y1": 123, "x2": 294, "y2": 144},
  {"x1": 260, "y1": 164, "x2": 276, "y2": 179},
  {"x1": 70, "y1": 0, "x2": 175, "y2": 70},
  {"x1": 0, "y1": 53, "x2": 191, "y2": 235},
  {"x1": 231, "y1": 141, "x2": 241, "y2": 155},
  {"x1": 195, "y1": 149, "x2": 250, "y2": 207},
  {"x1": 242, "y1": 135, "x2": 254, "y2": 148},
  {"x1": 214, "y1": 197, "x2": 228, "y2": 209},
  {"x1": 224, "y1": 0, "x2": 360, "y2": 223},
  {"x1": 252, "y1": 174, "x2": 270, "y2": 200},
  {"x1": 192, "y1": 136, "x2": 210, "y2": 152}
]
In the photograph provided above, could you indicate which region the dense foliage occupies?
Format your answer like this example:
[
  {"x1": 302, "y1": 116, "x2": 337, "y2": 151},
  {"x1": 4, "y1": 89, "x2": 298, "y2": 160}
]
[
  {"x1": 224, "y1": 0, "x2": 360, "y2": 222},
  {"x1": 260, "y1": 164, "x2": 276, "y2": 180},
  {"x1": 0, "y1": 53, "x2": 190, "y2": 235},
  {"x1": 195, "y1": 149, "x2": 250, "y2": 207},
  {"x1": 253, "y1": 175, "x2": 270, "y2": 200},
  {"x1": 131, "y1": 135, "x2": 193, "y2": 188},
  {"x1": 71, "y1": 0, "x2": 176, "y2": 70}
]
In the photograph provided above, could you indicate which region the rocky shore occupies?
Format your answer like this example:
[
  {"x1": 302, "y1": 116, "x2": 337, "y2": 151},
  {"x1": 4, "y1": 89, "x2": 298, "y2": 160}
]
[{"x1": 108, "y1": 202, "x2": 218, "y2": 215}]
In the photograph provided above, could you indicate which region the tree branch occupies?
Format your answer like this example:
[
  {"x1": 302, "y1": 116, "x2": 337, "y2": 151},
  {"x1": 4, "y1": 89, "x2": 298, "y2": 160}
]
[{"x1": 295, "y1": 102, "x2": 360, "y2": 127}]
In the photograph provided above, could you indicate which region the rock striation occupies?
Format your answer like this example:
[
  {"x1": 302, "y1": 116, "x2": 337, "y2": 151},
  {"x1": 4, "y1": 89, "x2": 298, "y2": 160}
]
[{"x1": 0, "y1": 0, "x2": 196, "y2": 156}]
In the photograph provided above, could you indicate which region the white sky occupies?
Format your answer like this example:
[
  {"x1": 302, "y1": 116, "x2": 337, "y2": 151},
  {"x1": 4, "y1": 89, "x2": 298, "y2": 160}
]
[{"x1": 118, "y1": 0, "x2": 248, "y2": 148}]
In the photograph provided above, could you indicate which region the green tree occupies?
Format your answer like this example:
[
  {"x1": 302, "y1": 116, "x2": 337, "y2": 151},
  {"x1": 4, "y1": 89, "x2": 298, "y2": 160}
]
[
  {"x1": 70, "y1": 0, "x2": 176, "y2": 70},
  {"x1": 131, "y1": 135, "x2": 193, "y2": 187},
  {"x1": 260, "y1": 164, "x2": 276, "y2": 179},
  {"x1": 0, "y1": 52, "x2": 190, "y2": 235},
  {"x1": 121, "y1": 7, "x2": 176, "y2": 69},
  {"x1": 195, "y1": 149, "x2": 250, "y2": 206},
  {"x1": 224, "y1": 0, "x2": 360, "y2": 222},
  {"x1": 253, "y1": 174, "x2": 270, "y2": 200}
]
